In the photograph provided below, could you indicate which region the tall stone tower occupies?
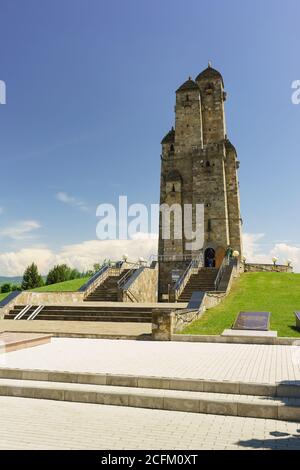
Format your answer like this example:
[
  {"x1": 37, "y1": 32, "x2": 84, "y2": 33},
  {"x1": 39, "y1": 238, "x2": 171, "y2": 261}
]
[{"x1": 158, "y1": 64, "x2": 242, "y2": 300}]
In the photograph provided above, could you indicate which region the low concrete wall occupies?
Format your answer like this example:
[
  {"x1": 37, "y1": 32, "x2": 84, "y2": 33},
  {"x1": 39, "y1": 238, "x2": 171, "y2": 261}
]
[
  {"x1": 244, "y1": 263, "x2": 293, "y2": 273},
  {"x1": 122, "y1": 266, "x2": 158, "y2": 303},
  {"x1": 173, "y1": 292, "x2": 226, "y2": 333},
  {"x1": 0, "y1": 291, "x2": 85, "y2": 319},
  {"x1": 172, "y1": 334, "x2": 300, "y2": 346}
]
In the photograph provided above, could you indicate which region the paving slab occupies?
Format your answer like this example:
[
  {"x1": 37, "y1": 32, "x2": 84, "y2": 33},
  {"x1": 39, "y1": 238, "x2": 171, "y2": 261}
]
[
  {"x1": 0, "y1": 396, "x2": 300, "y2": 449},
  {"x1": 0, "y1": 338, "x2": 300, "y2": 386}
]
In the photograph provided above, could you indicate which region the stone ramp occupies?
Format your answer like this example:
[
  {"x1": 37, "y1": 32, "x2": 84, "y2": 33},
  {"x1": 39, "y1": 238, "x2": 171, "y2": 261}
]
[{"x1": 0, "y1": 367, "x2": 299, "y2": 422}]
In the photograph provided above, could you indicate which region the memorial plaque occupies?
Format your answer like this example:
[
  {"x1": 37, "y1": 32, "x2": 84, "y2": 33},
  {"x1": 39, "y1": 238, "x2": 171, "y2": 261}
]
[
  {"x1": 295, "y1": 311, "x2": 300, "y2": 330},
  {"x1": 232, "y1": 311, "x2": 271, "y2": 331},
  {"x1": 187, "y1": 291, "x2": 205, "y2": 310}
]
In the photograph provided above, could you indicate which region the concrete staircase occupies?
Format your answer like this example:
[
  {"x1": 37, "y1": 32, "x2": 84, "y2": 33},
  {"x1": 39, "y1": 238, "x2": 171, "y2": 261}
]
[
  {"x1": 178, "y1": 267, "x2": 219, "y2": 302},
  {"x1": 4, "y1": 304, "x2": 153, "y2": 323},
  {"x1": 84, "y1": 269, "x2": 132, "y2": 302},
  {"x1": 0, "y1": 368, "x2": 299, "y2": 422}
]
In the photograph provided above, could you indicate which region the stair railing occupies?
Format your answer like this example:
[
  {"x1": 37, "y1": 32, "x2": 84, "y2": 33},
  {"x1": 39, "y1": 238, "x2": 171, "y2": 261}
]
[
  {"x1": 117, "y1": 261, "x2": 140, "y2": 290},
  {"x1": 172, "y1": 255, "x2": 203, "y2": 301},
  {"x1": 79, "y1": 263, "x2": 112, "y2": 298},
  {"x1": 214, "y1": 255, "x2": 230, "y2": 291},
  {"x1": 123, "y1": 288, "x2": 139, "y2": 303}
]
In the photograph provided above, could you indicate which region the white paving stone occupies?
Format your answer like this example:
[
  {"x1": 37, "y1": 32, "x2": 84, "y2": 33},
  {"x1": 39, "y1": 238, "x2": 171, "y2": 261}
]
[
  {"x1": 0, "y1": 396, "x2": 299, "y2": 449},
  {"x1": 1, "y1": 338, "x2": 300, "y2": 385}
]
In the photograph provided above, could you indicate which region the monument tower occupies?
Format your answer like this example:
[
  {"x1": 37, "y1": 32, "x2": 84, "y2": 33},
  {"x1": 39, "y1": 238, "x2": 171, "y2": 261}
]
[{"x1": 158, "y1": 64, "x2": 242, "y2": 300}]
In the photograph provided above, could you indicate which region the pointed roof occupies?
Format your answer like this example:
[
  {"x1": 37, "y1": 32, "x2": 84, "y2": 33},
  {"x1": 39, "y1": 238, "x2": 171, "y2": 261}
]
[
  {"x1": 161, "y1": 127, "x2": 175, "y2": 144},
  {"x1": 196, "y1": 64, "x2": 224, "y2": 85},
  {"x1": 176, "y1": 77, "x2": 199, "y2": 93}
]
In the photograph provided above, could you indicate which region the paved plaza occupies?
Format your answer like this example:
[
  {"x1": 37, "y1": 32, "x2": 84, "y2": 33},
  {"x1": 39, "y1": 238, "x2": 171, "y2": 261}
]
[
  {"x1": 1, "y1": 338, "x2": 300, "y2": 449},
  {"x1": 1, "y1": 338, "x2": 300, "y2": 385},
  {"x1": 0, "y1": 396, "x2": 299, "y2": 450}
]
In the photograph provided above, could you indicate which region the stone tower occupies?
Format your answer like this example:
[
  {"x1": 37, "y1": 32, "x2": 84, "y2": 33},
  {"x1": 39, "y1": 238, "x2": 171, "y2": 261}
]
[{"x1": 158, "y1": 64, "x2": 242, "y2": 300}]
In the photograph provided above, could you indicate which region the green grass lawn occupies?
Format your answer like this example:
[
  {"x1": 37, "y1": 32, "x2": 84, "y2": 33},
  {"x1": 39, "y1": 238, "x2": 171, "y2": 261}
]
[
  {"x1": 0, "y1": 292, "x2": 9, "y2": 302},
  {"x1": 182, "y1": 272, "x2": 300, "y2": 337},
  {"x1": 31, "y1": 277, "x2": 90, "y2": 292}
]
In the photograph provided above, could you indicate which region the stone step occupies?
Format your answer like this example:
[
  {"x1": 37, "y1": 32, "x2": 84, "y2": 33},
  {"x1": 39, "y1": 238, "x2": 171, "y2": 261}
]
[
  {"x1": 12, "y1": 307, "x2": 154, "y2": 314},
  {"x1": 1, "y1": 368, "x2": 299, "y2": 397},
  {"x1": 0, "y1": 375, "x2": 299, "y2": 421},
  {"x1": 4, "y1": 316, "x2": 152, "y2": 322}
]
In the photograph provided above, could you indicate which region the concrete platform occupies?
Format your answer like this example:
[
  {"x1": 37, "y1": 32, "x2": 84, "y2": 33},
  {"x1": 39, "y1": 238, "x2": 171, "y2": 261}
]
[
  {"x1": 0, "y1": 332, "x2": 51, "y2": 353},
  {"x1": 0, "y1": 338, "x2": 300, "y2": 422},
  {"x1": 222, "y1": 329, "x2": 278, "y2": 338},
  {"x1": 1, "y1": 338, "x2": 300, "y2": 385},
  {"x1": 0, "y1": 320, "x2": 152, "y2": 339}
]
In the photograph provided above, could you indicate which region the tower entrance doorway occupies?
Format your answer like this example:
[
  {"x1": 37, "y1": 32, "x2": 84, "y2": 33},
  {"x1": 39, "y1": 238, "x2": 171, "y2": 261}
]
[{"x1": 204, "y1": 248, "x2": 216, "y2": 268}]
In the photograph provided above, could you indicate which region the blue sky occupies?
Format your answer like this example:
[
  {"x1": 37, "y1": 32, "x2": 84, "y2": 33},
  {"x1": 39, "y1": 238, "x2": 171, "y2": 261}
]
[{"x1": 0, "y1": 0, "x2": 300, "y2": 274}]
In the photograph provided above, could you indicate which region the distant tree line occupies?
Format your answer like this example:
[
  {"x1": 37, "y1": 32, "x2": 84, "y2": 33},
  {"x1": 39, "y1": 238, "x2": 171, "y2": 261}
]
[{"x1": 0, "y1": 261, "x2": 110, "y2": 293}]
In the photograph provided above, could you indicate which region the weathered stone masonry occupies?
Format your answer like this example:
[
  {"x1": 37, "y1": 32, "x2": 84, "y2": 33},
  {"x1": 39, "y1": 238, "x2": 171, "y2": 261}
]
[{"x1": 158, "y1": 65, "x2": 242, "y2": 300}]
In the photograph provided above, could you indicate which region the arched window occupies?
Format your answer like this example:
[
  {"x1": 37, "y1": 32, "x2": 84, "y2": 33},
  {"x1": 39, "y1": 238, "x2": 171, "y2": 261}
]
[{"x1": 170, "y1": 144, "x2": 174, "y2": 152}]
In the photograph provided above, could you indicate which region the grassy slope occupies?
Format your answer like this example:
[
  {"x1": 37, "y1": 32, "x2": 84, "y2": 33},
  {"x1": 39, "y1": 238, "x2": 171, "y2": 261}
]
[
  {"x1": 182, "y1": 272, "x2": 300, "y2": 337},
  {"x1": 31, "y1": 277, "x2": 89, "y2": 292},
  {"x1": 0, "y1": 293, "x2": 9, "y2": 302}
]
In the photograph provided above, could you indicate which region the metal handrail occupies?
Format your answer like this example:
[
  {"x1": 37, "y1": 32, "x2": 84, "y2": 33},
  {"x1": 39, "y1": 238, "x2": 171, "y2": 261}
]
[
  {"x1": 150, "y1": 253, "x2": 203, "y2": 263},
  {"x1": 214, "y1": 255, "x2": 230, "y2": 290},
  {"x1": 14, "y1": 304, "x2": 32, "y2": 320},
  {"x1": 118, "y1": 262, "x2": 139, "y2": 289},
  {"x1": 173, "y1": 254, "x2": 203, "y2": 300},
  {"x1": 174, "y1": 260, "x2": 193, "y2": 292},
  {"x1": 27, "y1": 305, "x2": 44, "y2": 321},
  {"x1": 124, "y1": 288, "x2": 139, "y2": 303},
  {"x1": 78, "y1": 263, "x2": 110, "y2": 292}
]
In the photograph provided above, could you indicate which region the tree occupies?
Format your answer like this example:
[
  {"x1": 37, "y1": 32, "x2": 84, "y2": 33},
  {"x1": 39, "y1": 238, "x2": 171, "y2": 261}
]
[
  {"x1": 11, "y1": 284, "x2": 22, "y2": 292},
  {"x1": 46, "y1": 264, "x2": 81, "y2": 285},
  {"x1": 46, "y1": 264, "x2": 70, "y2": 285},
  {"x1": 21, "y1": 263, "x2": 44, "y2": 290},
  {"x1": 1, "y1": 283, "x2": 11, "y2": 293}
]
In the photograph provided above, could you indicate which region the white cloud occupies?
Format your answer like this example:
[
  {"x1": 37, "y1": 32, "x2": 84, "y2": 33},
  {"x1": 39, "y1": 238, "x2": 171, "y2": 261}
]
[
  {"x1": 56, "y1": 191, "x2": 89, "y2": 212},
  {"x1": 0, "y1": 231, "x2": 298, "y2": 277},
  {"x1": 0, "y1": 220, "x2": 41, "y2": 240},
  {"x1": 243, "y1": 232, "x2": 300, "y2": 272},
  {"x1": 0, "y1": 234, "x2": 158, "y2": 276}
]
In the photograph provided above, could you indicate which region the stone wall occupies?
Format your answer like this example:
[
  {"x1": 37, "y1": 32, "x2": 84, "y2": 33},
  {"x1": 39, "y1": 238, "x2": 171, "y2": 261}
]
[
  {"x1": 244, "y1": 263, "x2": 293, "y2": 273},
  {"x1": 121, "y1": 266, "x2": 158, "y2": 303},
  {"x1": 158, "y1": 260, "x2": 189, "y2": 302},
  {"x1": 0, "y1": 291, "x2": 84, "y2": 319},
  {"x1": 152, "y1": 309, "x2": 174, "y2": 341},
  {"x1": 173, "y1": 292, "x2": 226, "y2": 333}
]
